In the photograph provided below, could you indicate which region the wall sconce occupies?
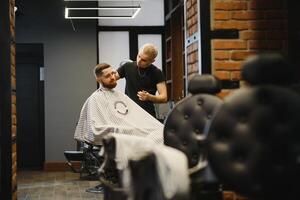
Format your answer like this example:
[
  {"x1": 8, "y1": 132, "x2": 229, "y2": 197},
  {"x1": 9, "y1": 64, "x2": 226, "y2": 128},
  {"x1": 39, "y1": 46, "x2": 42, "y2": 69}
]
[{"x1": 64, "y1": 5, "x2": 141, "y2": 19}]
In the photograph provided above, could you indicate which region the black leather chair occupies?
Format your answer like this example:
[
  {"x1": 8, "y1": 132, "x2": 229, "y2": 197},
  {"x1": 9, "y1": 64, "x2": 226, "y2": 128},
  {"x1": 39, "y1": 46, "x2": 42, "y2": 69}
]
[
  {"x1": 164, "y1": 74, "x2": 223, "y2": 200},
  {"x1": 101, "y1": 134, "x2": 192, "y2": 200},
  {"x1": 100, "y1": 136, "x2": 127, "y2": 200},
  {"x1": 64, "y1": 141, "x2": 104, "y2": 193},
  {"x1": 64, "y1": 141, "x2": 101, "y2": 179},
  {"x1": 129, "y1": 152, "x2": 168, "y2": 200},
  {"x1": 206, "y1": 86, "x2": 300, "y2": 200},
  {"x1": 241, "y1": 53, "x2": 298, "y2": 87}
]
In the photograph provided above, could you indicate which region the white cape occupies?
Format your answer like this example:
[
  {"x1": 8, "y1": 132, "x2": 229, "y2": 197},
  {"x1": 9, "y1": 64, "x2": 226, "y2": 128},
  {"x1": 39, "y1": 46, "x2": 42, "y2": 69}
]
[
  {"x1": 74, "y1": 87, "x2": 164, "y2": 145},
  {"x1": 110, "y1": 134, "x2": 189, "y2": 200}
]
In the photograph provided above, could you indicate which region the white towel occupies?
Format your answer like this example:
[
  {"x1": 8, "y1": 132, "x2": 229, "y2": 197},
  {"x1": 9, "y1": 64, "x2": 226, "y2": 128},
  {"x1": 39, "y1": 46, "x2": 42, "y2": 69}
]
[
  {"x1": 74, "y1": 87, "x2": 164, "y2": 145},
  {"x1": 110, "y1": 134, "x2": 190, "y2": 200}
]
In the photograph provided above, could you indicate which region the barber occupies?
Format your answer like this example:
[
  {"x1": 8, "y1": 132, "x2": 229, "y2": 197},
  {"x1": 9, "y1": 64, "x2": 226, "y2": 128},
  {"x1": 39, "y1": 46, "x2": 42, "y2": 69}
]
[{"x1": 115, "y1": 43, "x2": 167, "y2": 118}]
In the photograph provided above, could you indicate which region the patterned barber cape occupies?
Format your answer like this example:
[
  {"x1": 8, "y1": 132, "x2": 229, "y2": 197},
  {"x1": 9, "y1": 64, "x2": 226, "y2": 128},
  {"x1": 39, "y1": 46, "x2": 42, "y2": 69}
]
[{"x1": 74, "y1": 87, "x2": 164, "y2": 145}]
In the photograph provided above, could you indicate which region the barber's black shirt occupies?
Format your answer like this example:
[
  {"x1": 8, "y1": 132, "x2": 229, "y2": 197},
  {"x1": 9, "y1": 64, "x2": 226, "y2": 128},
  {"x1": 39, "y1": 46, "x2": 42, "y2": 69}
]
[{"x1": 117, "y1": 61, "x2": 165, "y2": 117}]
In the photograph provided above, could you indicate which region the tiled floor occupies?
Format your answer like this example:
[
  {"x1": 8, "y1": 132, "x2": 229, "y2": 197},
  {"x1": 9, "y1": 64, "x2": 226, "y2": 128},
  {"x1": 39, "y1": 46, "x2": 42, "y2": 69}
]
[{"x1": 17, "y1": 170, "x2": 104, "y2": 200}]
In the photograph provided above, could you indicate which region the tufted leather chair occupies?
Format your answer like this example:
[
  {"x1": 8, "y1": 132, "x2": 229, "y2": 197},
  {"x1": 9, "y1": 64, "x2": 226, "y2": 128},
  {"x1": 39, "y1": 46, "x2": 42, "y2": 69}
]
[
  {"x1": 206, "y1": 86, "x2": 300, "y2": 200},
  {"x1": 164, "y1": 74, "x2": 222, "y2": 170},
  {"x1": 164, "y1": 74, "x2": 223, "y2": 199},
  {"x1": 241, "y1": 53, "x2": 298, "y2": 86},
  {"x1": 100, "y1": 136, "x2": 127, "y2": 200}
]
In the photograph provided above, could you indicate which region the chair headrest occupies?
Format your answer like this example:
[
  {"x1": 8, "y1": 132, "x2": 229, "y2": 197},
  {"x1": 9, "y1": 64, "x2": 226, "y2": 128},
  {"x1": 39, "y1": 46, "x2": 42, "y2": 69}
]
[
  {"x1": 206, "y1": 86, "x2": 300, "y2": 199},
  {"x1": 164, "y1": 93, "x2": 223, "y2": 170},
  {"x1": 188, "y1": 74, "x2": 221, "y2": 94},
  {"x1": 241, "y1": 53, "x2": 297, "y2": 86}
]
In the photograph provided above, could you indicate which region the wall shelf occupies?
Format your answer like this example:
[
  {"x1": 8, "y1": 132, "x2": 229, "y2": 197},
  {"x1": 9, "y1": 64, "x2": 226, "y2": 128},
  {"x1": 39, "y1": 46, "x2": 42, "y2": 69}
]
[{"x1": 164, "y1": 0, "x2": 185, "y2": 101}]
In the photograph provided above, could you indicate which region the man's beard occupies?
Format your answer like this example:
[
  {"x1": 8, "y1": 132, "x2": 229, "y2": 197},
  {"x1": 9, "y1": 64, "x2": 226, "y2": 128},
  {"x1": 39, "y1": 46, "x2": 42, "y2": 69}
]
[{"x1": 101, "y1": 81, "x2": 117, "y2": 89}]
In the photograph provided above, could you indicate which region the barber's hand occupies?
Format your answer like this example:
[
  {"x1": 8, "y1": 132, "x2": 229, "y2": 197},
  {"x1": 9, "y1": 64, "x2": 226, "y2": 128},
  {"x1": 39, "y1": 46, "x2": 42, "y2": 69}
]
[{"x1": 137, "y1": 90, "x2": 149, "y2": 101}]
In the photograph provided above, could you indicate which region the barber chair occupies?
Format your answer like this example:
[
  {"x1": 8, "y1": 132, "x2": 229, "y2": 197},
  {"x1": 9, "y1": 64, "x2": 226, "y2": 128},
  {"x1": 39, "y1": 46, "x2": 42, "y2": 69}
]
[
  {"x1": 129, "y1": 147, "x2": 191, "y2": 200},
  {"x1": 64, "y1": 141, "x2": 102, "y2": 179},
  {"x1": 64, "y1": 141, "x2": 104, "y2": 193},
  {"x1": 100, "y1": 136, "x2": 128, "y2": 200},
  {"x1": 129, "y1": 152, "x2": 165, "y2": 200},
  {"x1": 164, "y1": 74, "x2": 223, "y2": 200},
  {"x1": 100, "y1": 135, "x2": 190, "y2": 200},
  {"x1": 206, "y1": 86, "x2": 300, "y2": 200},
  {"x1": 100, "y1": 135, "x2": 159, "y2": 200}
]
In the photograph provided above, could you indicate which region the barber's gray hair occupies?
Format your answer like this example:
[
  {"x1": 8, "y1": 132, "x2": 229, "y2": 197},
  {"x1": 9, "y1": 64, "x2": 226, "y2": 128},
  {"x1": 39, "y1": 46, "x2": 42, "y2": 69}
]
[{"x1": 94, "y1": 63, "x2": 111, "y2": 77}]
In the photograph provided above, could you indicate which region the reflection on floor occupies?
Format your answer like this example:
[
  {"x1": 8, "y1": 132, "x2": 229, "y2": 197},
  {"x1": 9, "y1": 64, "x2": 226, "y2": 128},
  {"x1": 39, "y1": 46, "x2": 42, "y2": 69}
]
[{"x1": 17, "y1": 170, "x2": 104, "y2": 200}]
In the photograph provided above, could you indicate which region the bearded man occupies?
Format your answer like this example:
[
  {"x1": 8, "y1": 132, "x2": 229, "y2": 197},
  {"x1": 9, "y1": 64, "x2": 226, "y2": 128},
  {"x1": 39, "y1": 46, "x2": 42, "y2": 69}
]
[{"x1": 74, "y1": 63, "x2": 164, "y2": 145}]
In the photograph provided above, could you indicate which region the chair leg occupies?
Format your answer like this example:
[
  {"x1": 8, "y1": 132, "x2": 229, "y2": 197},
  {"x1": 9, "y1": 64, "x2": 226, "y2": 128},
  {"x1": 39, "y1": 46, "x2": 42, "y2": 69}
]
[{"x1": 86, "y1": 184, "x2": 104, "y2": 193}]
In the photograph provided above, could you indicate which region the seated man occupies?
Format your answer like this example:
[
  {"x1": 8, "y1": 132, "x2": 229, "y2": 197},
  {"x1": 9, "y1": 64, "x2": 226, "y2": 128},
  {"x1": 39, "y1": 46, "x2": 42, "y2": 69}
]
[{"x1": 74, "y1": 63, "x2": 164, "y2": 146}]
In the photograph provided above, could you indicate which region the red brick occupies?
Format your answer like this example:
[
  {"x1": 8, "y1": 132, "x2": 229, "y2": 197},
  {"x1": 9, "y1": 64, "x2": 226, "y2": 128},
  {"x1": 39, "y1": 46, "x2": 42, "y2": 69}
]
[
  {"x1": 187, "y1": 63, "x2": 199, "y2": 74},
  {"x1": 187, "y1": 0, "x2": 192, "y2": 9},
  {"x1": 240, "y1": 31, "x2": 265, "y2": 40},
  {"x1": 188, "y1": 73, "x2": 199, "y2": 82},
  {"x1": 188, "y1": 24, "x2": 198, "y2": 36},
  {"x1": 11, "y1": 53, "x2": 15, "y2": 66},
  {"x1": 190, "y1": 15, "x2": 198, "y2": 26},
  {"x1": 12, "y1": 125, "x2": 17, "y2": 137},
  {"x1": 187, "y1": 52, "x2": 198, "y2": 64},
  {"x1": 11, "y1": 104, "x2": 16, "y2": 115},
  {"x1": 11, "y1": 76, "x2": 16, "y2": 90},
  {"x1": 214, "y1": 61, "x2": 243, "y2": 70},
  {"x1": 187, "y1": 7, "x2": 196, "y2": 19},
  {"x1": 191, "y1": 0, "x2": 197, "y2": 6},
  {"x1": 187, "y1": 15, "x2": 198, "y2": 28},
  {"x1": 231, "y1": 71, "x2": 242, "y2": 80},
  {"x1": 223, "y1": 191, "x2": 236, "y2": 200},
  {"x1": 214, "y1": 11, "x2": 230, "y2": 20},
  {"x1": 213, "y1": 21, "x2": 248, "y2": 30},
  {"x1": 187, "y1": 18, "x2": 193, "y2": 28},
  {"x1": 187, "y1": 43, "x2": 198, "y2": 54},
  {"x1": 11, "y1": 44, "x2": 15, "y2": 55},
  {"x1": 213, "y1": 40, "x2": 247, "y2": 50},
  {"x1": 11, "y1": 66, "x2": 15, "y2": 78},
  {"x1": 214, "y1": 51, "x2": 230, "y2": 60},
  {"x1": 12, "y1": 114, "x2": 17, "y2": 125},
  {"x1": 231, "y1": 11, "x2": 264, "y2": 20},
  {"x1": 214, "y1": 2, "x2": 247, "y2": 11},
  {"x1": 215, "y1": 71, "x2": 231, "y2": 80},
  {"x1": 231, "y1": 51, "x2": 258, "y2": 60},
  {"x1": 11, "y1": 94, "x2": 16, "y2": 104}
]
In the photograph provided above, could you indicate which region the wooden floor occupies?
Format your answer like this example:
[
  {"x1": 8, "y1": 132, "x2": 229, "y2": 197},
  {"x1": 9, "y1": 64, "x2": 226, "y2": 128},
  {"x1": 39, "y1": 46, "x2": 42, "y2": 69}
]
[{"x1": 17, "y1": 170, "x2": 104, "y2": 200}]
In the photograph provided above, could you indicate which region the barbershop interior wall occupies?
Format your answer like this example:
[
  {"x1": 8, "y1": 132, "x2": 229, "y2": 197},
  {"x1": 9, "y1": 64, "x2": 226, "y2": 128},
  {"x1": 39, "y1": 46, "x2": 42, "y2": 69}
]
[
  {"x1": 16, "y1": 0, "x2": 97, "y2": 161},
  {"x1": 98, "y1": 0, "x2": 164, "y2": 26}
]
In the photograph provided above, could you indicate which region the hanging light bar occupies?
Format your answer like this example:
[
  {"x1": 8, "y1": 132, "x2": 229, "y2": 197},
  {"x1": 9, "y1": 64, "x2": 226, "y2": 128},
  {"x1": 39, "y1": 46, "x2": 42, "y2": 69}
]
[{"x1": 64, "y1": 6, "x2": 141, "y2": 19}]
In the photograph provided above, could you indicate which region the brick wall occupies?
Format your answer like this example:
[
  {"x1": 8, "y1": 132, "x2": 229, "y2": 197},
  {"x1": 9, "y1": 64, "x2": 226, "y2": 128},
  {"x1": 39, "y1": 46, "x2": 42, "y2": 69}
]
[
  {"x1": 185, "y1": 0, "x2": 288, "y2": 199},
  {"x1": 10, "y1": 0, "x2": 17, "y2": 199},
  {"x1": 211, "y1": 0, "x2": 288, "y2": 97},
  {"x1": 186, "y1": 0, "x2": 199, "y2": 81}
]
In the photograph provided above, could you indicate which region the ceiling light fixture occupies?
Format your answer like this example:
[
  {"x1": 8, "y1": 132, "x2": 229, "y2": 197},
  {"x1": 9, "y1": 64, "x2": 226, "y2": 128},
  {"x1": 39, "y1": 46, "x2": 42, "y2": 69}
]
[{"x1": 64, "y1": 6, "x2": 141, "y2": 19}]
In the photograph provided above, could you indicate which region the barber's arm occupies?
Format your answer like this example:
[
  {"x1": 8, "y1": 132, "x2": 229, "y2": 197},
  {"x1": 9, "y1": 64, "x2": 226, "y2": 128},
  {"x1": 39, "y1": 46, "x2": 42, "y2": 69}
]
[
  {"x1": 115, "y1": 71, "x2": 121, "y2": 80},
  {"x1": 137, "y1": 81, "x2": 168, "y2": 103}
]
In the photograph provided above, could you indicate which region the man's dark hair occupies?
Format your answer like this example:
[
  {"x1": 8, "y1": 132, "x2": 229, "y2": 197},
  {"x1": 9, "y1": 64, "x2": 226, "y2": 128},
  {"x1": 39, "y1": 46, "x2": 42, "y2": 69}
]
[{"x1": 94, "y1": 63, "x2": 111, "y2": 77}]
